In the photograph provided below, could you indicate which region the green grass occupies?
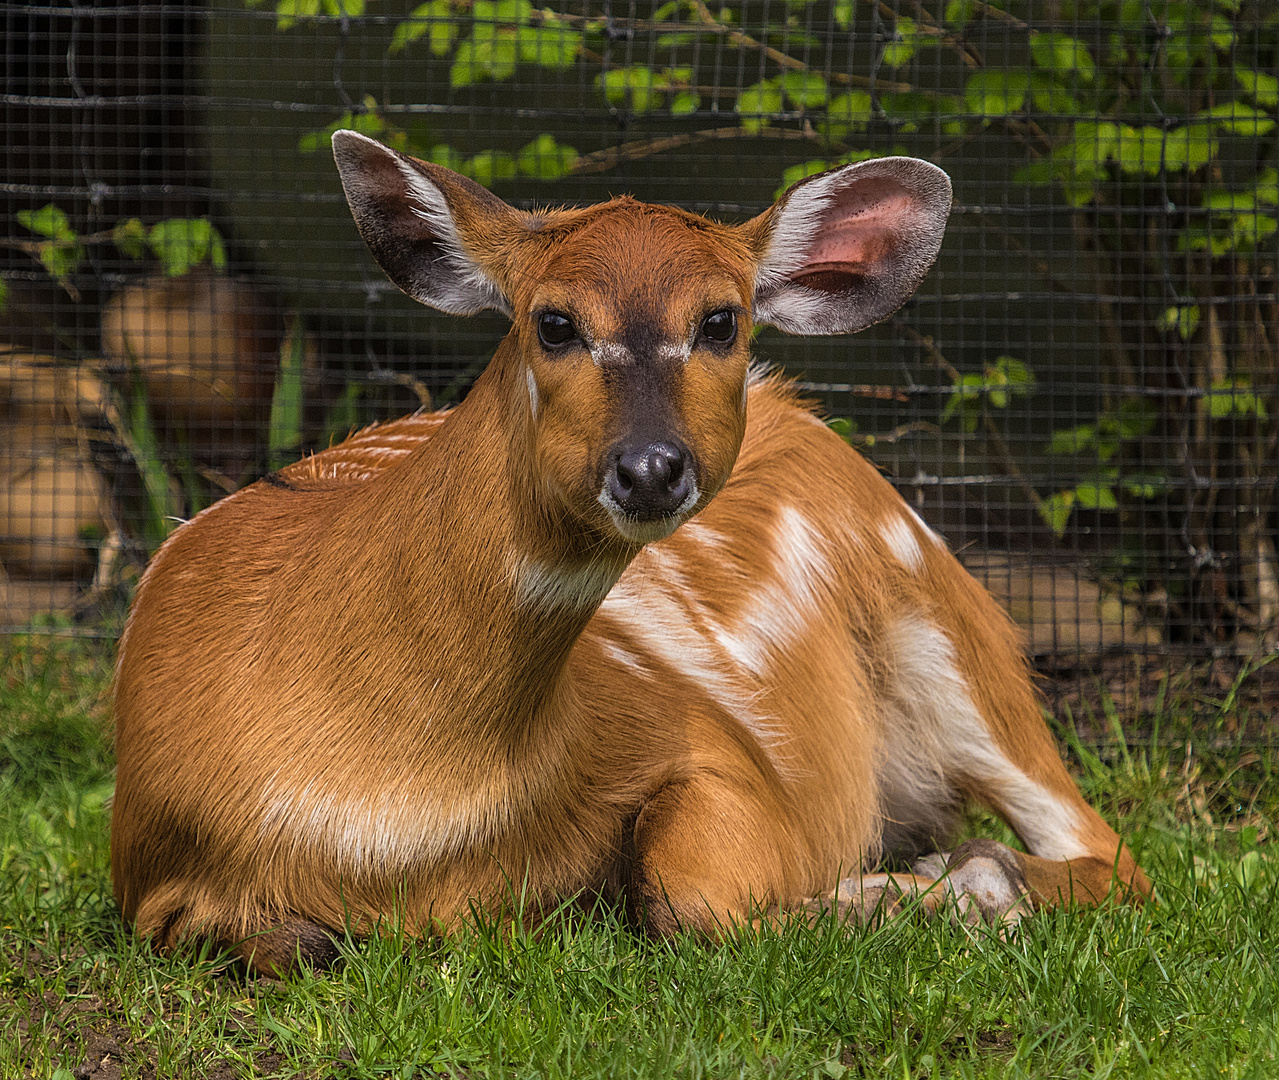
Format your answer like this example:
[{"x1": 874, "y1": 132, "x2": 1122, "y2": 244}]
[{"x1": 2, "y1": 635, "x2": 1277, "y2": 1079}]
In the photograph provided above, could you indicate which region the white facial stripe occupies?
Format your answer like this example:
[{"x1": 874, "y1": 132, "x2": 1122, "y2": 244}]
[
  {"x1": 526, "y1": 366, "x2": 539, "y2": 421},
  {"x1": 515, "y1": 557, "x2": 624, "y2": 614},
  {"x1": 878, "y1": 615, "x2": 1088, "y2": 862},
  {"x1": 590, "y1": 341, "x2": 634, "y2": 367},
  {"x1": 658, "y1": 341, "x2": 692, "y2": 364},
  {"x1": 879, "y1": 515, "x2": 925, "y2": 574}
]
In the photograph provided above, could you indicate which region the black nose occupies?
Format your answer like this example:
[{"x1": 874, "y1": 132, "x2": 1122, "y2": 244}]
[{"x1": 606, "y1": 440, "x2": 695, "y2": 519}]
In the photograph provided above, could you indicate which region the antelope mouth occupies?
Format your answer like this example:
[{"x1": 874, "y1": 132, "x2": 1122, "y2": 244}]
[{"x1": 597, "y1": 481, "x2": 701, "y2": 545}]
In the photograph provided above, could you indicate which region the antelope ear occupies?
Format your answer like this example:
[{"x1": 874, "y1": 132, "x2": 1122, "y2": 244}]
[
  {"x1": 331, "y1": 130, "x2": 522, "y2": 317},
  {"x1": 744, "y1": 156, "x2": 952, "y2": 335}
]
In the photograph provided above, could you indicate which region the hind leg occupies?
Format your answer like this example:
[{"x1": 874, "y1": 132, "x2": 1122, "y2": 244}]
[{"x1": 872, "y1": 611, "x2": 1149, "y2": 916}]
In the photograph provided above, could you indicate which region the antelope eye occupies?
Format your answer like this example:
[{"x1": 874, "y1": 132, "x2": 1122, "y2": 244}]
[
  {"x1": 700, "y1": 309, "x2": 737, "y2": 344},
  {"x1": 537, "y1": 311, "x2": 577, "y2": 349}
]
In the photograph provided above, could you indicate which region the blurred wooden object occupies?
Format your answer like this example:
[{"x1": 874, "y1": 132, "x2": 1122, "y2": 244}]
[
  {"x1": 961, "y1": 551, "x2": 1163, "y2": 656},
  {"x1": 0, "y1": 350, "x2": 112, "y2": 615},
  {"x1": 100, "y1": 273, "x2": 281, "y2": 462}
]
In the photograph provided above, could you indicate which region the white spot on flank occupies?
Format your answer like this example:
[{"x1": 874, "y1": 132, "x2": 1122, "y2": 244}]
[
  {"x1": 526, "y1": 366, "x2": 539, "y2": 421},
  {"x1": 710, "y1": 506, "x2": 832, "y2": 678},
  {"x1": 600, "y1": 637, "x2": 653, "y2": 676},
  {"x1": 879, "y1": 515, "x2": 925, "y2": 573},
  {"x1": 676, "y1": 519, "x2": 728, "y2": 550},
  {"x1": 877, "y1": 615, "x2": 1088, "y2": 862},
  {"x1": 515, "y1": 557, "x2": 624, "y2": 614},
  {"x1": 601, "y1": 569, "x2": 787, "y2": 767},
  {"x1": 599, "y1": 505, "x2": 833, "y2": 774}
]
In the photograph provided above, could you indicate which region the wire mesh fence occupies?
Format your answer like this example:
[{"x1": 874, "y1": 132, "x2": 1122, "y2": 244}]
[{"x1": 2, "y1": 1, "x2": 1276, "y2": 707}]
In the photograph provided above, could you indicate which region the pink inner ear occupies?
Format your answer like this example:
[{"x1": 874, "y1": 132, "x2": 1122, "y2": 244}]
[{"x1": 801, "y1": 181, "x2": 917, "y2": 271}]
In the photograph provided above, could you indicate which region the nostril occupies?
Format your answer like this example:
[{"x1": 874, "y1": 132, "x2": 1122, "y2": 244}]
[
  {"x1": 661, "y1": 450, "x2": 684, "y2": 490},
  {"x1": 614, "y1": 459, "x2": 635, "y2": 496},
  {"x1": 607, "y1": 441, "x2": 695, "y2": 520}
]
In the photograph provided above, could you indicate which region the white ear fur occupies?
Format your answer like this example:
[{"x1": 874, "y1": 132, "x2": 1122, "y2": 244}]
[
  {"x1": 332, "y1": 129, "x2": 513, "y2": 317},
  {"x1": 752, "y1": 157, "x2": 952, "y2": 336}
]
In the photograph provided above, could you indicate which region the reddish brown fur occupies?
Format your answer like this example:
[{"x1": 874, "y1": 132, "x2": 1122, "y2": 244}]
[{"x1": 112, "y1": 148, "x2": 1147, "y2": 974}]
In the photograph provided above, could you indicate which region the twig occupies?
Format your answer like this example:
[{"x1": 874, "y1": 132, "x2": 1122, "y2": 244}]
[
  {"x1": 687, "y1": 1, "x2": 914, "y2": 91},
  {"x1": 850, "y1": 420, "x2": 939, "y2": 447},
  {"x1": 569, "y1": 124, "x2": 822, "y2": 176},
  {"x1": 892, "y1": 319, "x2": 1047, "y2": 518}
]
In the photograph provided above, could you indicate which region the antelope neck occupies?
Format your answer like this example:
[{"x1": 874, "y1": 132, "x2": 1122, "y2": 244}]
[{"x1": 354, "y1": 343, "x2": 628, "y2": 740}]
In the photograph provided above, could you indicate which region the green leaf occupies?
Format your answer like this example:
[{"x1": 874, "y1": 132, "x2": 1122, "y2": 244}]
[
  {"x1": 274, "y1": 0, "x2": 320, "y2": 31},
  {"x1": 1255, "y1": 168, "x2": 1279, "y2": 207},
  {"x1": 1116, "y1": 125, "x2": 1169, "y2": 177},
  {"x1": 1114, "y1": 398, "x2": 1157, "y2": 441},
  {"x1": 516, "y1": 134, "x2": 578, "y2": 180},
  {"x1": 1014, "y1": 160, "x2": 1054, "y2": 186},
  {"x1": 780, "y1": 71, "x2": 828, "y2": 109},
  {"x1": 323, "y1": 381, "x2": 363, "y2": 446},
  {"x1": 1122, "y1": 475, "x2": 1163, "y2": 499},
  {"x1": 298, "y1": 100, "x2": 394, "y2": 154},
  {"x1": 450, "y1": 27, "x2": 518, "y2": 86},
  {"x1": 37, "y1": 241, "x2": 83, "y2": 282},
  {"x1": 1162, "y1": 123, "x2": 1217, "y2": 172},
  {"x1": 822, "y1": 90, "x2": 873, "y2": 138},
  {"x1": 112, "y1": 218, "x2": 149, "y2": 260},
  {"x1": 427, "y1": 144, "x2": 466, "y2": 170},
  {"x1": 825, "y1": 416, "x2": 857, "y2": 441},
  {"x1": 472, "y1": 0, "x2": 532, "y2": 23},
  {"x1": 1201, "y1": 378, "x2": 1269, "y2": 421},
  {"x1": 1157, "y1": 304, "x2": 1200, "y2": 341},
  {"x1": 964, "y1": 71, "x2": 1029, "y2": 118},
  {"x1": 1030, "y1": 32, "x2": 1095, "y2": 83},
  {"x1": 1235, "y1": 68, "x2": 1279, "y2": 108},
  {"x1": 390, "y1": 1, "x2": 458, "y2": 56},
  {"x1": 881, "y1": 38, "x2": 915, "y2": 70},
  {"x1": 17, "y1": 204, "x2": 74, "y2": 241},
  {"x1": 1039, "y1": 491, "x2": 1075, "y2": 536},
  {"x1": 462, "y1": 150, "x2": 517, "y2": 187},
  {"x1": 670, "y1": 91, "x2": 700, "y2": 116},
  {"x1": 147, "y1": 219, "x2": 227, "y2": 277},
  {"x1": 1069, "y1": 120, "x2": 1120, "y2": 167},
  {"x1": 124, "y1": 379, "x2": 181, "y2": 550},
  {"x1": 735, "y1": 80, "x2": 783, "y2": 134},
  {"x1": 991, "y1": 355, "x2": 1034, "y2": 390},
  {"x1": 0, "y1": 279, "x2": 7, "y2": 313},
  {"x1": 269, "y1": 320, "x2": 307, "y2": 471},
  {"x1": 1029, "y1": 74, "x2": 1081, "y2": 116},
  {"x1": 1198, "y1": 102, "x2": 1276, "y2": 136},
  {"x1": 1048, "y1": 425, "x2": 1097, "y2": 455},
  {"x1": 516, "y1": 20, "x2": 581, "y2": 68},
  {"x1": 943, "y1": 0, "x2": 978, "y2": 27},
  {"x1": 833, "y1": 0, "x2": 853, "y2": 30},
  {"x1": 598, "y1": 67, "x2": 662, "y2": 114},
  {"x1": 1074, "y1": 483, "x2": 1118, "y2": 511}
]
